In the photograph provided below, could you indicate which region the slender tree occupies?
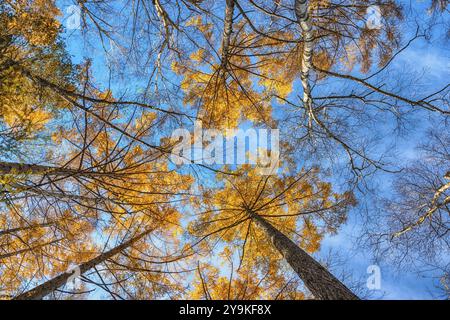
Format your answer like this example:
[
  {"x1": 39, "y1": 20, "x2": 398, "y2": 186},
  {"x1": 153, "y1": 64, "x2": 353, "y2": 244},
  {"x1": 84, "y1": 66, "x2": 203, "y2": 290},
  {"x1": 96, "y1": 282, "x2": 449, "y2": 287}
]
[{"x1": 13, "y1": 227, "x2": 155, "y2": 300}]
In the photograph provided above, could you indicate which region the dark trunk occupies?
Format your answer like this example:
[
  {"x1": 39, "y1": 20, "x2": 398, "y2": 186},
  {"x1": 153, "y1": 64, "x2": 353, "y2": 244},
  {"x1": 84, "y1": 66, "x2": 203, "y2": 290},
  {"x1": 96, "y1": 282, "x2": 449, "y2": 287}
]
[{"x1": 250, "y1": 211, "x2": 359, "y2": 300}]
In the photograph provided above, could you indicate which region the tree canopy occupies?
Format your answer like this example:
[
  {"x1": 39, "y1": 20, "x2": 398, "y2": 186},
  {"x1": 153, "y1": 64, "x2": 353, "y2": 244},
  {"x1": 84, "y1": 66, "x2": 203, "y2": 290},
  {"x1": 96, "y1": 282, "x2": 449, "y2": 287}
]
[{"x1": 0, "y1": 0, "x2": 448, "y2": 300}]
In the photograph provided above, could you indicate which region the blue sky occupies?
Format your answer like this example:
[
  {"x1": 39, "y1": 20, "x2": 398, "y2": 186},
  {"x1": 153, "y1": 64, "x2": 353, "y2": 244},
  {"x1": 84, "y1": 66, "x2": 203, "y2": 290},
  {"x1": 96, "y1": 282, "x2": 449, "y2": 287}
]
[
  {"x1": 54, "y1": 0, "x2": 449, "y2": 299},
  {"x1": 318, "y1": 13, "x2": 449, "y2": 297}
]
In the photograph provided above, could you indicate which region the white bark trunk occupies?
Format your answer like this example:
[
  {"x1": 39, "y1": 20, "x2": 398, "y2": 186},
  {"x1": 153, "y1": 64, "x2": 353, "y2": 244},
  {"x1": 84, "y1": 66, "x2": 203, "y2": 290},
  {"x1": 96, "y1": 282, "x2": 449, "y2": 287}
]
[{"x1": 295, "y1": 0, "x2": 314, "y2": 128}]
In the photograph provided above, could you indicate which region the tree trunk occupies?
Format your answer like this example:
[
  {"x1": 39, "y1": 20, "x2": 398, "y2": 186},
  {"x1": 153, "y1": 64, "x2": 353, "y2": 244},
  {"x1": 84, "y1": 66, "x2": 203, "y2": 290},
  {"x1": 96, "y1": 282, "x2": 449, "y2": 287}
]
[
  {"x1": 13, "y1": 228, "x2": 154, "y2": 300},
  {"x1": 221, "y1": 0, "x2": 235, "y2": 68},
  {"x1": 249, "y1": 211, "x2": 359, "y2": 300},
  {"x1": 294, "y1": 0, "x2": 314, "y2": 128},
  {"x1": 0, "y1": 161, "x2": 106, "y2": 177}
]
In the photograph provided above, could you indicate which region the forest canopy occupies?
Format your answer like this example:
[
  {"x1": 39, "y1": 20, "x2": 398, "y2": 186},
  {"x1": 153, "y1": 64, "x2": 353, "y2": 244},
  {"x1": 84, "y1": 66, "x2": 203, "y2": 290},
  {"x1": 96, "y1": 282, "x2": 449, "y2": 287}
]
[{"x1": 0, "y1": 0, "x2": 448, "y2": 300}]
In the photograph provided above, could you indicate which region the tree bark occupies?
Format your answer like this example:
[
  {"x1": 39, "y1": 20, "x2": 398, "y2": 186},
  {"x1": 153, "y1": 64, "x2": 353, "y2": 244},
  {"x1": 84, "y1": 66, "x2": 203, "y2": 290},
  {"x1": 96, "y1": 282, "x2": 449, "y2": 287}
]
[
  {"x1": 0, "y1": 161, "x2": 108, "y2": 177},
  {"x1": 294, "y1": 0, "x2": 314, "y2": 128},
  {"x1": 13, "y1": 228, "x2": 154, "y2": 300},
  {"x1": 221, "y1": 0, "x2": 235, "y2": 68},
  {"x1": 249, "y1": 211, "x2": 359, "y2": 300}
]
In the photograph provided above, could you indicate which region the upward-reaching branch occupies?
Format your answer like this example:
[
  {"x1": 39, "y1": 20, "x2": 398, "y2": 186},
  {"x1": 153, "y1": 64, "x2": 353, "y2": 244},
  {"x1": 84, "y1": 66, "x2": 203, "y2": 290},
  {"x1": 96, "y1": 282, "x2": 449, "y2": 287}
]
[{"x1": 392, "y1": 178, "x2": 450, "y2": 238}]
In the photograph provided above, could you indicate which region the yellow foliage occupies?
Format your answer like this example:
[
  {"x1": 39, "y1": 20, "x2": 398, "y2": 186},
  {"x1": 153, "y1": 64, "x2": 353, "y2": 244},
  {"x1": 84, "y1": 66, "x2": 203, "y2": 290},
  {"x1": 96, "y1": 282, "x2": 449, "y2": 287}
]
[
  {"x1": 189, "y1": 165, "x2": 354, "y2": 276},
  {"x1": 5, "y1": 0, "x2": 61, "y2": 46}
]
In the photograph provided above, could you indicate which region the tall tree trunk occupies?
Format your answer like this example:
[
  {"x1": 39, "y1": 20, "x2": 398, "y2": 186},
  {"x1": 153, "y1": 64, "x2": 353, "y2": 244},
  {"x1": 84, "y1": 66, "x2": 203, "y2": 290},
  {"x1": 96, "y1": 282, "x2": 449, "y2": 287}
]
[
  {"x1": 221, "y1": 0, "x2": 235, "y2": 68},
  {"x1": 13, "y1": 228, "x2": 154, "y2": 300},
  {"x1": 294, "y1": 0, "x2": 314, "y2": 129},
  {"x1": 0, "y1": 161, "x2": 106, "y2": 177},
  {"x1": 249, "y1": 211, "x2": 359, "y2": 300}
]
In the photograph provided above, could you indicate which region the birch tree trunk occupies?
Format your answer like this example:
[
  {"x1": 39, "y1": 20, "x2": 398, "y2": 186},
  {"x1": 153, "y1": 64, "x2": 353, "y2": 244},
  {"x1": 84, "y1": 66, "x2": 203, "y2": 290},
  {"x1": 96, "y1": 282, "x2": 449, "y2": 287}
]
[
  {"x1": 295, "y1": 0, "x2": 314, "y2": 128},
  {"x1": 13, "y1": 228, "x2": 154, "y2": 300},
  {"x1": 221, "y1": 0, "x2": 235, "y2": 68},
  {"x1": 249, "y1": 211, "x2": 359, "y2": 300}
]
